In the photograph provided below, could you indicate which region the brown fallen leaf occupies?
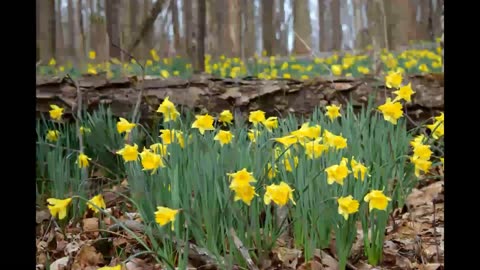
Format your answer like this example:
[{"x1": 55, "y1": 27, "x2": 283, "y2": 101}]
[
  {"x1": 126, "y1": 258, "x2": 151, "y2": 270},
  {"x1": 71, "y1": 245, "x2": 103, "y2": 270},
  {"x1": 418, "y1": 263, "x2": 444, "y2": 270},
  {"x1": 36, "y1": 209, "x2": 51, "y2": 224},
  {"x1": 272, "y1": 247, "x2": 302, "y2": 269},
  {"x1": 83, "y1": 217, "x2": 99, "y2": 238},
  {"x1": 297, "y1": 260, "x2": 324, "y2": 270},
  {"x1": 313, "y1": 249, "x2": 338, "y2": 270}
]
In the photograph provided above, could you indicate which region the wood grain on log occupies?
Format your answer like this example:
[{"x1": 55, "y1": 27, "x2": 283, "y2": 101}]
[{"x1": 36, "y1": 74, "x2": 444, "y2": 126}]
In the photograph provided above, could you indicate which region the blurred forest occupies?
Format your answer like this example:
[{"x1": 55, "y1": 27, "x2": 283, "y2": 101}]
[{"x1": 36, "y1": 0, "x2": 442, "y2": 66}]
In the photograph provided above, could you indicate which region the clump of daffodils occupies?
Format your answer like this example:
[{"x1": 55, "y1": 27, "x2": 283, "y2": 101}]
[{"x1": 378, "y1": 72, "x2": 416, "y2": 125}]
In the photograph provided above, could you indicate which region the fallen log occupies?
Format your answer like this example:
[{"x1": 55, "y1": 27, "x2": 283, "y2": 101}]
[{"x1": 36, "y1": 73, "x2": 444, "y2": 127}]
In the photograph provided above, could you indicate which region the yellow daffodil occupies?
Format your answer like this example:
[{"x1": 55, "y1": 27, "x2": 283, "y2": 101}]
[
  {"x1": 350, "y1": 157, "x2": 369, "y2": 181},
  {"x1": 155, "y1": 206, "x2": 179, "y2": 230},
  {"x1": 325, "y1": 104, "x2": 342, "y2": 121},
  {"x1": 249, "y1": 110, "x2": 266, "y2": 126},
  {"x1": 337, "y1": 195, "x2": 360, "y2": 220},
  {"x1": 156, "y1": 97, "x2": 180, "y2": 123},
  {"x1": 88, "y1": 194, "x2": 106, "y2": 214},
  {"x1": 46, "y1": 130, "x2": 60, "y2": 142},
  {"x1": 140, "y1": 148, "x2": 164, "y2": 174},
  {"x1": 77, "y1": 153, "x2": 91, "y2": 168},
  {"x1": 214, "y1": 130, "x2": 234, "y2": 146},
  {"x1": 263, "y1": 117, "x2": 279, "y2": 131},
  {"x1": 393, "y1": 83, "x2": 415, "y2": 102},
  {"x1": 385, "y1": 71, "x2": 402, "y2": 89},
  {"x1": 364, "y1": 190, "x2": 391, "y2": 211},
  {"x1": 219, "y1": 110, "x2": 234, "y2": 125},
  {"x1": 264, "y1": 181, "x2": 295, "y2": 206},
  {"x1": 116, "y1": 143, "x2": 139, "y2": 162},
  {"x1": 47, "y1": 198, "x2": 72, "y2": 220},
  {"x1": 325, "y1": 158, "x2": 351, "y2": 185},
  {"x1": 159, "y1": 129, "x2": 185, "y2": 148},
  {"x1": 378, "y1": 98, "x2": 403, "y2": 125},
  {"x1": 116, "y1": 118, "x2": 136, "y2": 134},
  {"x1": 192, "y1": 114, "x2": 215, "y2": 135},
  {"x1": 49, "y1": 105, "x2": 64, "y2": 121}
]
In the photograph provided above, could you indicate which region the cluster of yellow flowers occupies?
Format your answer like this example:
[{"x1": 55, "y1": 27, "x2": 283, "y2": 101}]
[
  {"x1": 409, "y1": 112, "x2": 444, "y2": 176},
  {"x1": 47, "y1": 194, "x2": 106, "y2": 220},
  {"x1": 377, "y1": 71, "x2": 415, "y2": 125}
]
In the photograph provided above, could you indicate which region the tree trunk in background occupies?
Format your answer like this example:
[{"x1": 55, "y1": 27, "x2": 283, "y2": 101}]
[
  {"x1": 352, "y1": 0, "x2": 364, "y2": 49},
  {"x1": 78, "y1": 0, "x2": 86, "y2": 60},
  {"x1": 172, "y1": 0, "x2": 183, "y2": 55},
  {"x1": 143, "y1": 0, "x2": 154, "y2": 58},
  {"x1": 277, "y1": 0, "x2": 288, "y2": 55},
  {"x1": 68, "y1": 0, "x2": 77, "y2": 62},
  {"x1": 196, "y1": 0, "x2": 206, "y2": 72},
  {"x1": 56, "y1": 0, "x2": 65, "y2": 62},
  {"x1": 227, "y1": 0, "x2": 241, "y2": 57},
  {"x1": 205, "y1": 0, "x2": 216, "y2": 56},
  {"x1": 262, "y1": 0, "x2": 274, "y2": 56},
  {"x1": 127, "y1": 0, "x2": 166, "y2": 56},
  {"x1": 39, "y1": 0, "x2": 57, "y2": 61},
  {"x1": 418, "y1": 0, "x2": 430, "y2": 41},
  {"x1": 214, "y1": 0, "x2": 226, "y2": 56},
  {"x1": 130, "y1": 0, "x2": 141, "y2": 56},
  {"x1": 433, "y1": 0, "x2": 442, "y2": 38},
  {"x1": 184, "y1": 0, "x2": 195, "y2": 61},
  {"x1": 384, "y1": 0, "x2": 413, "y2": 50},
  {"x1": 106, "y1": 0, "x2": 121, "y2": 59},
  {"x1": 244, "y1": 0, "x2": 256, "y2": 57},
  {"x1": 318, "y1": 0, "x2": 328, "y2": 52},
  {"x1": 89, "y1": 1, "x2": 108, "y2": 62},
  {"x1": 331, "y1": 0, "x2": 342, "y2": 51},
  {"x1": 367, "y1": 0, "x2": 387, "y2": 49},
  {"x1": 293, "y1": 0, "x2": 312, "y2": 54}
]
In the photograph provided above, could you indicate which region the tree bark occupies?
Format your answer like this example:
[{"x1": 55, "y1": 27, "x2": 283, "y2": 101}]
[
  {"x1": 352, "y1": 0, "x2": 364, "y2": 49},
  {"x1": 172, "y1": 0, "x2": 183, "y2": 55},
  {"x1": 184, "y1": 0, "x2": 194, "y2": 60},
  {"x1": 56, "y1": 0, "x2": 65, "y2": 62},
  {"x1": 318, "y1": 0, "x2": 328, "y2": 52},
  {"x1": 38, "y1": 0, "x2": 56, "y2": 61},
  {"x1": 331, "y1": 0, "x2": 342, "y2": 50},
  {"x1": 127, "y1": 0, "x2": 166, "y2": 55},
  {"x1": 228, "y1": 0, "x2": 241, "y2": 57},
  {"x1": 78, "y1": 0, "x2": 86, "y2": 60},
  {"x1": 67, "y1": 0, "x2": 77, "y2": 62},
  {"x1": 293, "y1": 0, "x2": 312, "y2": 54},
  {"x1": 244, "y1": 0, "x2": 256, "y2": 57},
  {"x1": 106, "y1": 0, "x2": 121, "y2": 59},
  {"x1": 195, "y1": 0, "x2": 206, "y2": 72},
  {"x1": 384, "y1": 0, "x2": 414, "y2": 50},
  {"x1": 143, "y1": 0, "x2": 154, "y2": 59},
  {"x1": 277, "y1": 0, "x2": 288, "y2": 55},
  {"x1": 417, "y1": 0, "x2": 430, "y2": 41},
  {"x1": 262, "y1": 0, "x2": 274, "y2": 56}
]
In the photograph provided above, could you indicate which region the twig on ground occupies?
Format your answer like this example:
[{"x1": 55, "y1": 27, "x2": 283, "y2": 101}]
[
  {"x1": 432, "y1": 200, "x2": 441, "y2": 262},
  {"x1": 229, "y1": 228, "x2": 259, "y2": 270}
]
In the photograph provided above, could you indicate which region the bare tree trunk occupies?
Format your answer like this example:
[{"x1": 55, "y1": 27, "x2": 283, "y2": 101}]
[
  {"x1": 172, "y1": 0, "x2": 183, "y2": 55},
  {"x1": 143, "y1": 0, "x2": 154, "y2": 58},
  {"x1": 228, "y1": 0, "x2": 241, "y2": 57},
  {"x1": 277, "y1": 0, "x2": 288, "y2": 55},
  {"x1": 56, "y1": 0, "x2": 65, "y2": 62},
  {"x1": 262, "y1": 0, "x2": 274, "y2": 56},
  {"x1": 39, "y1": 0, "x2": 57, "y2": 61},
  {"x1": 331, "y1": 0, "x2": 342, "y2": 51},
  {"x1": 385, "y1": 0, "x2": 414, "y2": 50},
  {"x1": 318, "y1": 0, "x2": 328, "y2": 52},
  {"x1": 433, "y1": 0, "x2": 442, "y2": 38},
  {"x1": 352, "y1": 0, "x2": 364, "y2": 49},
  {"x1": 367, "y1": 0, "x2": 387, "y2": 49},
  {"x1": 78, "y1": 0, "x2": 86, "y2": 60},
  {"x1": 214, "y1": 0, "x2": 226, "y2": 56},
  {"x1": 130, "y1": 0, "x2": 141, "y2": 56},
  {"x1": 244, "y1": 0, "x2": 256, "y2": 57},
  {"x1": 196, "y1": 0, "x2": 206, "y2": 72},
  {"x1": 106, "y1": 0, "x2": 121, "y2": 59},
  {"x1": 293, "y1": 0, "x2": 312, "y2": 54},
  {"x1": 417, "y1": 0, "x2": 430, "y2": 40},
  {"x1": 68, "y1": 0, "x2": 77, "y2": 62},
  {"x1": 184, "y1": 0, "x2": 194, "y2": 60},
  {"x1": 127, "y1": 0, "x2": 166, "y2": 55}
]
